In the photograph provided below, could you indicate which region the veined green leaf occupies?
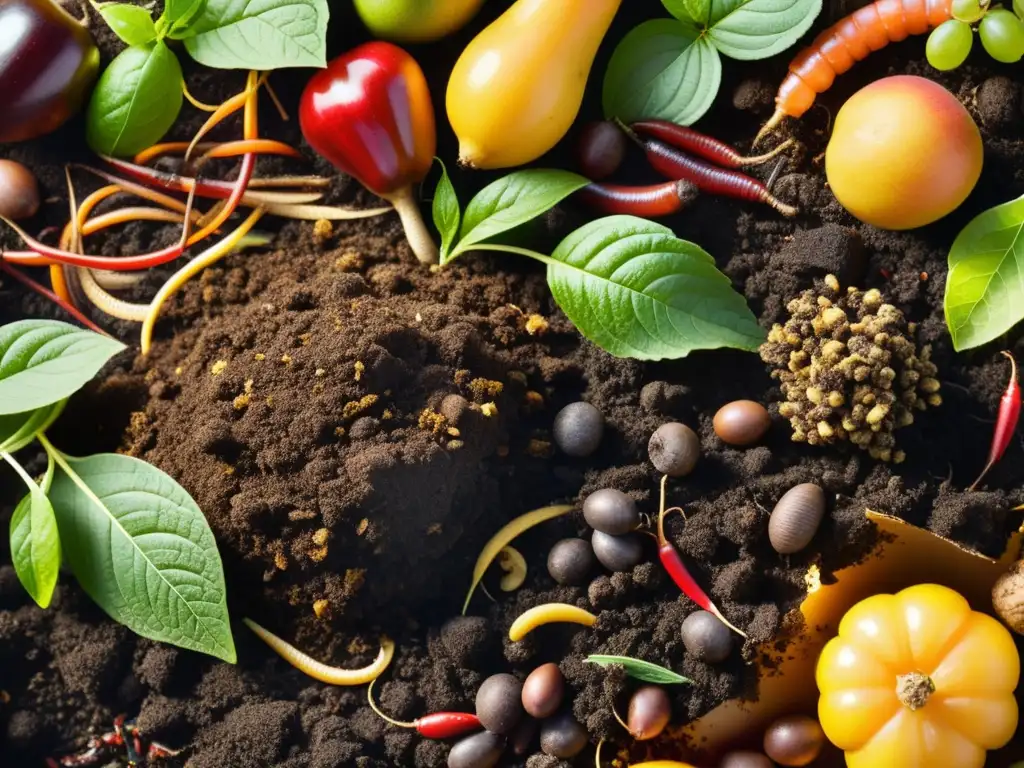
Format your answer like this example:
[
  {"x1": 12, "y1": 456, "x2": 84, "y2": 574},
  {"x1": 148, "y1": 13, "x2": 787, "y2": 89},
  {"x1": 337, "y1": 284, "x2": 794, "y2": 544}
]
[
  {"x1": 0, "y1": 401, "x2": 67, "y2": 454},
  {"x1": 93, "y1": 2, "x2": 158, "y2": 46},
  {"x1": 585, "y1": 654, "x2": 692, "y2": 684},
  {"x1": 663, "y1": 0, "x2": 709, "y2": 24},
  {"x1": 48, "y1": 450, "x2": 236, "y2": 662},
  {"x1": 706, "y1": 0, "x2": 823, "y2": 61},
  {"x1": 165, "y1": 0, "x2": 206, "y2": 28},
  {"x1": 0, "y1": 321, "x2": 125, "y2": 415},
  {"x1": 5, "y1": 452, "x2": 60, "y2": 609},
  {"x1": 432, "y1": 160, "x2": 461, "y2": 265}
]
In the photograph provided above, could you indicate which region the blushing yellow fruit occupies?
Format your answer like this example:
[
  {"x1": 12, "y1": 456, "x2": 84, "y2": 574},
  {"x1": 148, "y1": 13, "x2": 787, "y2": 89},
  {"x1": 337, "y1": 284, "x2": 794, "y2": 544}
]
[
  {"x1": 446, "y1": 0, "x2": 622, "y2": 169},
  {"x1": 816, "y1": 583, "x2": 1019, "y2": 768},
  {"x1": 825, "y1": 76, "x2": 983, "y2": 230},
  {"x1": 352, "y1": 0, "x2": 484, "y2": 43}
]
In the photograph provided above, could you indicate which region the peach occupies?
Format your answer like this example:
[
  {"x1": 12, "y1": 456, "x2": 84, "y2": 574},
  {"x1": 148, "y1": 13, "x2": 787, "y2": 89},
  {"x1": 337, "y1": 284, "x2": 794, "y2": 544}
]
[{"x1": 825, "y1": 75, "x2": 983, "y2": 230}]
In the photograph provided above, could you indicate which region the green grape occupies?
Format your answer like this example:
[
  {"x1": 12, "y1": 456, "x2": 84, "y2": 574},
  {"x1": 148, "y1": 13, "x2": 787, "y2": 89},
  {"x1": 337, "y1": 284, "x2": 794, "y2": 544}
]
[
  {"x1": 979, "y1": 8, "x2": 1024, "y2": 62},
  {"x1": 952, "y1": 0, "x2": 985, "y2": 23},
  {"x1": 926, "y1": 19, "x2": 974, "y2": 70}
]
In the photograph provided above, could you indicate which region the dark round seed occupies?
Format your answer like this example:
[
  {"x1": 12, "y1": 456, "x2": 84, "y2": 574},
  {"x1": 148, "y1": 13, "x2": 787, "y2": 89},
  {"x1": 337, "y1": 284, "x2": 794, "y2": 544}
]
[
  {"x1": 447, "y1": 730, "x2": 506, "y2": 768},
  {"x1": 521, "y1": 663, "x2": 565, "y2": 718},
  {"x1": 475, "y1": 673, "x2": 524, "y2": 735},
  {"x1": 627, "y1": 685, "x2": 671, "y2": 741},
  {"x1": 719, "y1": 751, "x2": 775, "y2": 768},
  {"x1": 509, "y1": 717, "x2": 538, "y2": 756},
  {"x1": 768, "y1": 483, "x2": 826, "y2": 555},
  {"x1": 0, "y1": 160, "x2": 40, "y2": 221},
  {"x1": 591, "y1": 531, "x2": 644, "y2": 572},
  {"x1": 547, "y1": 538, "x2": 596, "y2": 586},
  {"x1": 648, "y1": 422, "x2": 700, "y2": 477},
  {"x1": 763, "y1": 715, "x2": 825, "y2": 767},
  {"x1": 713, "y1": 400, "x2": 771, "y2": 446},
  {"x1": 583, "y1": 488, "x2": 639, "y2": 535},
  {"x1": 680, "y1": 610, "x2": 733, "y2": 664},
  {"x1": 539, "y1": 711, "x2": 589, "y2": 758},
  {"x1": 552, "y1": 401, "x2": 604, "y2": 457},
  {"x1": 576, "y1": 120, "x2": 627, "y2": 180}
]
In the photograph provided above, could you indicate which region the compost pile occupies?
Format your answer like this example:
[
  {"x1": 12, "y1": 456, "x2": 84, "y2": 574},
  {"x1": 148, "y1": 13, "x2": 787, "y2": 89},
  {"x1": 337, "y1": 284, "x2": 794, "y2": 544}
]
[{"x1": 2, "y1": 2, "x2": 1024, "y2": 767}]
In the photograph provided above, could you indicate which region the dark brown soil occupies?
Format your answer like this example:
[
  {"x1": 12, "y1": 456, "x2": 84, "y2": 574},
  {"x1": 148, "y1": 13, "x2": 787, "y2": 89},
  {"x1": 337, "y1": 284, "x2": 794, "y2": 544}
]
[{"x1": 3, "y1": 1, "x2": 1024, "y2": 767}]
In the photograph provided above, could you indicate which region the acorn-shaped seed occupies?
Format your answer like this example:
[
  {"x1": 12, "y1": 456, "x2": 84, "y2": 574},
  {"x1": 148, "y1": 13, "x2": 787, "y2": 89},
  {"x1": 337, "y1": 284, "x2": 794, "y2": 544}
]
[
  {"x1": 763, "y1": 715, "x2": 825, "y2": 767},
  {"x1": 583, "y1": 488, "x2": 639, "y2": 535},
  {"x1": 522, "y1": 663, "x2": 564, "y2": 719},
  {"x1": 648, "y1": 422, "x2": 700, "y2": 477},
  {"x1": 448, "y1": 730, "x2": 505, "y2": 768},
  {"x1": 768, "y1": 483, "x2": 825, "y2": 555},
  {"x1": 475, "y1": 673, "x2": 524, "y2": 734},
  {"x1": 713, "y1": 400, "x2": 771, "y2": 446},
  {"x1": 591, "y1": 531, "x2": 644, "y2": 572},
  {"x1": 627, "y1": 685, "x2": 671, "y2": 740},
  {"x1": 539, "y1": 711, "x2": 588, "y2": 758}
]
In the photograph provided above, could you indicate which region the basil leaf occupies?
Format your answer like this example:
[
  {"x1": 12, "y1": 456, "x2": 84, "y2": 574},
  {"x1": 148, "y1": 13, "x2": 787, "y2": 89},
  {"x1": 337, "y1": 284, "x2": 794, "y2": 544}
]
[
  {"x1": 0, "y1": 401, "x2": 67, "y2": 454},
  {"x1": 93, "y1": 2, "x2": 158, "y2": 46},
  {"x1": 49, "y1": 452, "x2": 236, "y2": 662},
  {"x1": 85, "y1": 41, "x2": 184, "y2": 157},
  {"x1": 184, "y1": 0, "x2": 328, "y2": 69},
  {"x1": 603, "y1": 20, "x2": 721, "y2": 125},
  {"x1": 945, "y1": 195, "x2": 1024, "y2": 351},
  {"x1": 546, "y1": 216, "x2": 764, "y2": 360},
  {"x1": 585, "y1": 655, "x2": 692, "y2": 684},
  {"x1": 6, "y1": 453, "x2": 59, "y2": 609},
  {"x1": 456, "y1": 170, "x2": 589, "y2": 254},
  {"x1": 432, "y1": 160, "x2": 461, "y2": 265},
  {"x1": 706, "y1": 0, "x2": 823, "y2": 61},
  {"x1": 0, "y1": 321, "x2": 125, "y2": 415},
  {"x1": 663, "y1": 0, "x2": 709, "y2": 24}
]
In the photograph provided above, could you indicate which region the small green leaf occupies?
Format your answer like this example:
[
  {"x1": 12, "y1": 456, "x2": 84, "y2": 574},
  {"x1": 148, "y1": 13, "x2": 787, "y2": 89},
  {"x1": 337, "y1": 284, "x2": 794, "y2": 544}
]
[
  {"x1": 706, "y1": 0, "x2": 823, "y2": 61},
  {"x1": 48, "y1": 451, "x2": 236, "y2": 662},
  {"x1": 546, "y1": 216, "x2": 765, "y2": 360},
  {"x1": 184, "y1": 0, "x2": 329, "y2": 69},
  {"x1": 6, "y1": 452, "x2": 60, "y2": 609},
  {"x1": 0, "y1": 401, "x2": 67, "y2": 454},
  {"x1": 432, "y1": 160, "x2": 461, "y2": 265},
  {"x1": 85, "y1": 41, "x2": 184, "y2": 157},
  {"x1": 945, "y1": 195, "x2": 1024, "y2": 351},
  {"x1": 602, "y1": 20, "x2": 721, "y2": 125},
  {"x1": 165, "y1": 0, "x2": 205, "y2": 28},
  {"x1": 0, "y1": 321, "x2": 125, "y2": 415},
  {"x1": 585, "y1": 655, "x2": 692, "y2": 684},
  {"x1": 455, "y1": 170, "x2": 589, "y2": 256},
  {"x1": 663, "y1": 0, "x2": 709, "y2": 24},
  {"x1": 94, "y1": 2, "x2": 158, "y2": 45}
]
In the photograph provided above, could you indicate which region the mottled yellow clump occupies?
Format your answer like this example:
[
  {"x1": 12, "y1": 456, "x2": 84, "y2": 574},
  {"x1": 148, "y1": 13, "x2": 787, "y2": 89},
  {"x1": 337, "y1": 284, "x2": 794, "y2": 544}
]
[
  {"x1": 356, "y1": 518, "x2": 369, "y2": 536},
  {"x1": 527, "y1": 439, "x2": 553, "y2": 458},
  {"x1": 211, "y1": 360, "x2": 227, "y2": 376},
  {"x1": 525, "y1": 314, "x2": 549, "y2": 336},
  {"x1": 524, "y1": 391, "x2": 544, "y2": 411},
  {"x1": 280, "y1": 354, "x2": 292, "y2": 365},
  {"x1": 335, "y1": 251, "x2": 364, "y2": 271},
  {"x1": 312, "y1": 528, "x2": 329, "y2": 546},
  {"x1": 419, "y1": 408, "x2": 447, "y2": 434},
  {"x1": 254, "y1": 353, "x2": 265, "y2": 362},
  {"x1": 274, "y1": 552, "x2": 288, "y2": 571},
  {"x1": 313, "y1": 219, "x2": 333, "y2": 241},
  {"x1": 469, "y1": 378, "x2": 504, "y2": 399},
  {"x1": 480, "y1": 402, "x2": 498, "y2": 418},
  {"x1": 342, "y1": 394, "x2": 378, "y2": 419},
  {"x1": 354, "y1": 361, "x2": 365, "y2": 381},
  {"x1": 312, "y1": 598, "x2": 330, "y2": 618}
]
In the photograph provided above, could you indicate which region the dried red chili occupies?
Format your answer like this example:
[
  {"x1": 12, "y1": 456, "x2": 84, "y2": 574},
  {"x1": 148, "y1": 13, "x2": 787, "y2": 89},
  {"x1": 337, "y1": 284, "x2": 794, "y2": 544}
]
[
  {"x1": 969, "y1": 351, "x2": 1020, "y2": 492},
  {"x1": 368, "y1": 679, "x2": 482, "y2": 739}
]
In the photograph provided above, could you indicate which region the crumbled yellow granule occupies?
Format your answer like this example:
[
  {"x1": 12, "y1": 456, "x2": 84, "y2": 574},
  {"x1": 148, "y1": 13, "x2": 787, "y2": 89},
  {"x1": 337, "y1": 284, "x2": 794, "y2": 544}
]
[
  {"x1": 354, "y1": 361, "x2": 365, "y2": 381},
  {"x1": 525, "y1": 314, "x2": 549, "y2": 335},
  {"x1": 342, "y1": 394, "x2": 378, "y2": 419},
  {"x1": 312, "y1": 599, "x2": 329, "y2": 618},
  {"x1": 211, "y1": 360, "x2": 227, "y2": 376}
]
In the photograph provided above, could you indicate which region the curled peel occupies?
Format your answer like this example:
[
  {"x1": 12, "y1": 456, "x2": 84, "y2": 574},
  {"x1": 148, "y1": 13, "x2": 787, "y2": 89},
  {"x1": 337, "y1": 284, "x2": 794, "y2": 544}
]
[{"x1": 508, "y1": 603, "x2": 597, "y2": 642}]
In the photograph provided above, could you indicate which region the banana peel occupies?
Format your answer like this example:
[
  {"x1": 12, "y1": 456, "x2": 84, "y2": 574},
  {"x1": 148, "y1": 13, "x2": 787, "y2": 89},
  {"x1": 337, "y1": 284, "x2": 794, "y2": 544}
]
[{"x1": 673, "y1": 509, "x2": 1023, "y2": 765}]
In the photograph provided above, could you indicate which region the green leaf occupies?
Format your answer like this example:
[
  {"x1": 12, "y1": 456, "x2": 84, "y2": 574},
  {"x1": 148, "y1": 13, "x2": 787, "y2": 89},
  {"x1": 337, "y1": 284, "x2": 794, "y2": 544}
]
[
  {"x1": 6, "y1": 452, "x2": 60, "y2": 609},
  {"x1": 432, "y1": 160, "x2": 461, "y2": 265},
  {"x1": 945, "y1": 195, "x2": 1024, "y2": 351},
  {"x1": 183, "y1": 0, "x2": 329, "y2": 69},
  {"x1": 706, "y1": 0, "x2": 823, "y2": 61},
  {"x1": 93, "y1": 2, "x2": 158, "y2": 45},
  {"x1": 602, "y1": 20, "x2": 721, "y2": 125},
  {"x1": 85, "y1": 41, "x2": 184, "y2": 158},
  {"x1": 663, "y1": 0, "x2": 709, "y2": 24},
  {"x1": 585, "y1": 654, "x2": 692, "y2": 684},
  {"x1": 545, "y1": 216, "x2": 765, "y2": 360},
  {"x1": 0, "y1": 401, "x2": 67, "y2": 454},
  {"x1": 48, "y1": 451, "x2": 236, "y2": 662},
  {"x1": 454, "y1": 170, "x2": 589, "y2": 256},
  {"x1": 0, "y1": 321, "x2": 126, "y2": 415},
  {"x1": 165, "y1": 0, "x2": 206, "y2": 27}
]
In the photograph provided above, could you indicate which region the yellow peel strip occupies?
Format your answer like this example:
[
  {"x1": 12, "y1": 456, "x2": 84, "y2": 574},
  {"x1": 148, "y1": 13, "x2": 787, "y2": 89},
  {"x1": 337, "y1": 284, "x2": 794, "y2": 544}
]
[
  {"x1": 243, "y1": 618, "x2": 394, "y2": 686},
  {"x1": 508, "y1": 603, "x2": 597, "y2": 642},
  {"x1": 498, "y1": 545, "x2": 527, "y2": 592},
  {"x1": 462, "y1": 504, "x2": 574, "y2": 614},
  {"x1": 258, "y1": 203, "x2": 392, "y2": 221}
]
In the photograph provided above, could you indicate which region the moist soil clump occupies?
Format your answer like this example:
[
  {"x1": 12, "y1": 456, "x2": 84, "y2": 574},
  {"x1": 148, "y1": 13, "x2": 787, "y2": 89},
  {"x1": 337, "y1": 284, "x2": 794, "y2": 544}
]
[{"x1": 3, "y1": 2, "x2": 1024, "y2": 767}]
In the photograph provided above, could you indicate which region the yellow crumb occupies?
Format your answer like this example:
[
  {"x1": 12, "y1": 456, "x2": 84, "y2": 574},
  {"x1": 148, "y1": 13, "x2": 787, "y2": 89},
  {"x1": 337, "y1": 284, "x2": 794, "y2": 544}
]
[
  {"x1": 312, "y1": 599, "x2": 330, "y2": 618},
  {"x1": 524, "y1": 314, "x2": 549, "y2": 335},
  {"x1": 233, "y1": 392, "x2": 251, "y2": 410},
  {"x1": 469, "y1": 378, "x2": 503, "y2": 399},
  {"x1": 280, "y1": 354, "x2": 292, "y2": 364},
  {"x1": 335, "y1": 251, "x2": 364, "y2": 271},
  {"x1": 313, "y1": 219, "x2": 333, "y2": 240},
  {"x1": 274, "y1": 552, "x2": 288, "y2": 571},
  {"x1": 312, "y1": 528, "x2": 329, "y2": 546},
  {"x1": 254, "y1": 353, "x2": 265, "y2": 361},
  {"x1": 315, "y1": 368, "x2": 326, "y2": 377},
  {"x1": 354, "y1": 361, "x2": 365, "y2": 381},
  {"x1": 356, "y1": 518, "x2": 369, "y2": 536},
  {"x1": 418, "y1": 408, "x2": 447, "y2": 434},
  {"x1": 527, "y1": 439, "x2": 553, "y2": 458},
  {"x1": 480, "y1": 402, "x2": 498, "y2": 417},
  {"x1": 342, "y1": 394, "x2": 378, "y2": 419},
  {"x1": 211, "y1": 360, "x2": 227, "y2": 376}
]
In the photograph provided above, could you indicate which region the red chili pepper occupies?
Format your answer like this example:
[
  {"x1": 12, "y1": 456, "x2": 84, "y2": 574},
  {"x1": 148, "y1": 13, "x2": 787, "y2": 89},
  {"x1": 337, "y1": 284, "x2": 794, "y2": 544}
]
[
  {"x1": 368, "y1": 679, "x2": 481, "y2": 739},
  {"x1": 969, "y1": 351, "x2": 1020, "y2": 491},
  {"x1": 656, "y1": 476, "x2": 746, "y2": 638},
  {"x1": 630, "y1": 120, "x2": 794, "y2": 169},
  {"x1": 576, "y1": 180, "x2": 698, "y2": 218}
]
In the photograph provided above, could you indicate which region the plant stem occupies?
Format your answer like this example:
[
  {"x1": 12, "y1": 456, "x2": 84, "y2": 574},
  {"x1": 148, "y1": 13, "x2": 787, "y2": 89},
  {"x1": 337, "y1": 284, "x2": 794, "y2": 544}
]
[
  {"x1": 386, "y1": 187, "x2": 439, "y2": 265},
  {"x1": 1, "y1": 450, "x2": 41, "y2": 494},
  {"x1": 458, "y1": 243, "x2": 557, "y2": 267}
]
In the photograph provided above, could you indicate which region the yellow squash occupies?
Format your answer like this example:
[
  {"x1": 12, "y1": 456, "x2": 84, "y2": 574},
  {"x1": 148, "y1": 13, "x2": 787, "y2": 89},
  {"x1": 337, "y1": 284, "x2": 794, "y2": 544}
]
[{"x1": 446, "y1": 0, "x2": 622, "y2": 169}]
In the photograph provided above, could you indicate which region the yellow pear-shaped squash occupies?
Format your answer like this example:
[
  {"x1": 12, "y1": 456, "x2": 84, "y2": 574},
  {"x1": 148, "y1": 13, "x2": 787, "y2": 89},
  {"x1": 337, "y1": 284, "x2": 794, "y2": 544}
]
[{"x1": 446, "y1": 0, "x2": 623, "y2": 170}]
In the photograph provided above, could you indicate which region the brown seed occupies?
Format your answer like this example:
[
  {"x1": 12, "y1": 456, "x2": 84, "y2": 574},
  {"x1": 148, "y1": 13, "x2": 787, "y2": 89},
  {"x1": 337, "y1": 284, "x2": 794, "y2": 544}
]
[
  {"x1": 992, "y1": 559, "x2": 1024, "y2": 635},
  {"x1": 447, "y1": 730, "x2": 505, "y2": 768},
  {"x1": 576, "y1": 120, "x2": 627, "y2": 180},
  {"x1": 539, "y1": 711, "x2": 588, "y2": 758},
  {"x1": 552, "y1": 401, "x2": 604, "y2": 457},
  {"x1": 763, "y1": 715, "x2": 825, "y2": 767},
  {"x1": 583, "y1": 488, "x2": 639, "y2": 535},
  {"x1": 626, "y1": 685, "x2": 671, "y2": 740},
  {"x1": 648, "y1": 422, "x2": 700, "y2": 477},
  {"x1": 521, "y1": 663, "x2": 565, "y2": 719},
  {"x1": 0, "y1": 160, "x2": 40, "y2": 221},
  {"x1": 768, "y1": 483, "x2": 826, "y2": 555},
  {"x1": 713, "y1": 400, "x2": 771, "y2": 446},
  {"x1": 475, "y1": 673, "x2": 523, "y2": 735},
  {"x1": 680, "y1": 610, "x2": 732, "y2": 663},
  {"x1": 547, "y1": 538, "x2": 596, "y2": 586},
  {"x1": 719, "y1": 751, "x2": 774, "y2": 768}
]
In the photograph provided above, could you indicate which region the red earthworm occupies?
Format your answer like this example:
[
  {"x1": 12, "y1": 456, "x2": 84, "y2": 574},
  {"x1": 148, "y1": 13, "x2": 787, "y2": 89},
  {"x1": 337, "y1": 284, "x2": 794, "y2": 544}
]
[
  {"x1": 577, "y1": 180, "x2": 699, "y2": 218},
  {"x1": 634, "y1": 134, "x2": 796, "y2": 217},
  {"x1": 630, "y1": 120, "x2": 794, "y2": 168},
  {"x1": 756, "y1": 0, "x2": 953, "y2": 143},
  {"x1": 656, "y1": 476, "x2": 746, "y2": 638},
  {"x1": 969, "y1": 351, "x2": 1020, "y2": 491},
  {"x1": 367, "y1": 679, "x2": 483, "y2": 739}
]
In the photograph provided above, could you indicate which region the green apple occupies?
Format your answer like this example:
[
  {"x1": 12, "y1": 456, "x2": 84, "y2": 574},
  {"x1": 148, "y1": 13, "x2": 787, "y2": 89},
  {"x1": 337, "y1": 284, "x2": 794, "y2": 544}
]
[{"x1": 353, "y1": 0, "x2": 485, "y2": 43}]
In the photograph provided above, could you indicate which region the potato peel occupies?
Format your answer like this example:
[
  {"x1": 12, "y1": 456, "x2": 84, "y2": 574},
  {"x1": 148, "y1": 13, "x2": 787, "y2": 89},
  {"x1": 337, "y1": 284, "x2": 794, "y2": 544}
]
[{"x1": 498, "y1": 545, "x2": 527, "y2": 592}]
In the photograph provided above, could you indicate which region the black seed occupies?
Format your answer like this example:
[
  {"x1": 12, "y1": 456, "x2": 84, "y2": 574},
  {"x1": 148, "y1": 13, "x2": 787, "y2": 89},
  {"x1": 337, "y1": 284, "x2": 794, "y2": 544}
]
[
  {"x1": 447, "y1": 730, "x2": 506, "y2": 768},
  {"x1": 648, "y1": 422, "x2": 700, "y2": 476},
  {"x1": 539, "y1": 711, "x2": 589, "y2": 758},
  {"x1": 576, "y1": 121, "x2": 627, "y2": 180},
  {"x1": 591, "y1": 531, "x2": 644, "y2": 572},
  {"x1": 680, "y1": 610, "x2": 733, "y2": 663},
  {"x1": 583, "y1": 488, "x2": 639, "y2": 535},
  {"x1": 547, "y1": 538, "x2": 595, "y2": 586},
  {"x1": 552, "y1": 402, "x2": 604, "y2": 457},
  {"x1": 475, "y1": 673, "x2": 524, "y2": 735}
]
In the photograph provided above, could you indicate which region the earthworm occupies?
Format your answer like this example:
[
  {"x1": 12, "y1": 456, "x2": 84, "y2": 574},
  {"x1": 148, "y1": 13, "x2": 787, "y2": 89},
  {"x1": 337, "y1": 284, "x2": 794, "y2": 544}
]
[
  {"x1": 630, "y1": 120, "x2": 794, "y2": 167},
  {"x1": 508, "y1": 603, "x2": 597, "y2": 641},
  {"x1": 577, "y1": 180, "x2": 699, "y2": 218}
]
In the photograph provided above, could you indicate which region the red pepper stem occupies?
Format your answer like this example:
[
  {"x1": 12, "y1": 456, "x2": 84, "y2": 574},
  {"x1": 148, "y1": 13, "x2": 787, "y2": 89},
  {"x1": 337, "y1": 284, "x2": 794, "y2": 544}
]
[
  {"x1": 384, "y1": 186, "x2": 438, "y2": 265},
  {"x1": 367, "y1": 678, "x2": 416, "y2": 728}
]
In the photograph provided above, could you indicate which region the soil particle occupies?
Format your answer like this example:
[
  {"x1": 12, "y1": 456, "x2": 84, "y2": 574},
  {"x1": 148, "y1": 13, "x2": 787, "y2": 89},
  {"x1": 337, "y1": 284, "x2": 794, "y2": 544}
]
[
  {"x1": 976, "y1": 76, "x2": 1022, "y2": 132},
  {"x1": 732, "y1": 79, "x2": 776, "y2": 115}
]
